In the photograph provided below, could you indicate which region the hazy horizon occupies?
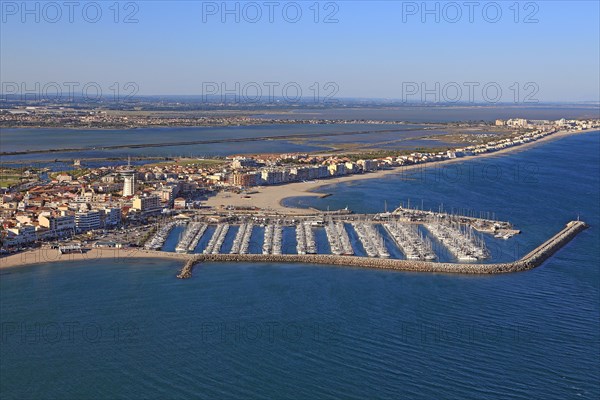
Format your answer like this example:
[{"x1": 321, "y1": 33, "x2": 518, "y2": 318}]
[{"x1": 2, "y1": 1, "x2": 599, "y2": 103}]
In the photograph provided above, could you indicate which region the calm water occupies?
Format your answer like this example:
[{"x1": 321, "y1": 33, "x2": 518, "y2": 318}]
[
  {"x1": 1, "y1": 132, "x2": 599, "y2": 399},
  {"x1": 1, "y1": 124, "x2": 442, "y2": 163}
]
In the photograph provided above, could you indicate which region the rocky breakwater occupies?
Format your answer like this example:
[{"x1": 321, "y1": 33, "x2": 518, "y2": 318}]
[
  {"x1": 513, "y1": 220, "x2": 589, "y2": 270},
  {"x1": 176, "y1": 255, "x2": 200, "y2": 279},
  {"x1": 176, "y1": 221, "x2": 588, "y2": 279}
]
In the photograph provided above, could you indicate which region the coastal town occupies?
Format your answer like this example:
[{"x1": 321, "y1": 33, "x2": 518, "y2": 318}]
[
  {"x1": 1, "y1": 105, "x2": 416, "y2": 129},
  {"x1": 0, "y1": 117, "x2": 597, "y2": 254}
]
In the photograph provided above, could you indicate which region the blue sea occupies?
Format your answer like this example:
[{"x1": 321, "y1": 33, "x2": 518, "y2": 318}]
[{"x1": 1, "y1": 131, "x2": 599, "y2": 399}]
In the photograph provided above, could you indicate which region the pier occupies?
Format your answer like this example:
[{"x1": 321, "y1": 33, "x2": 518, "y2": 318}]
[
  {"x1": 424, "y1": 221, "x2": 488, "y2": 261},
  {"x1": 383, "y1": 222, "x2": 436, "y2": 260},
  {"x1": 296, "y1": 222, "x2": 316, "y2": 255},
  {"x1": 230, "y1": 223, "x2": 253, "y2": 254},
  {"x1": 175, "y1": 222, "x2": 207, "y2": 253},
  {"x1": 263, "y1": 224, "x2": 283, "y2": 255},
  {"x1": 393, "y1": 206, "x2": 513, "y2": 235},
  {"x1": 351, "y1": 222, "x2": 390, "y2": 258},
  {"x1": 203, "y1": 223, "x2": 229, "y2": 254},
  {"x1": 144, "y1": 221, "x2": 180, "y2": 251},
  {"x1": 177, "y1": 221, "x2": 588, "y2": 278},
  {"x1": 325, "y1": 221, "x2": 354, "y2": 255}
]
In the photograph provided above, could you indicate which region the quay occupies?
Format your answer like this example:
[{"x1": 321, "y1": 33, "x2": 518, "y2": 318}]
[
  {"x1": 175, "y1": 222, "x2": 207, "y2": 253},
  {"x1": 424, "y1": 221, "x2": 489, "y2": 261},
  {"x1": 325, "y1": 221, "x2": 354, "y2": 255},
  {"x1": 393, "y1": 206, "x2": 513, "y2": 235},
  {"x1": 263, "y1": 224, "x2": 283, "y2": 255},
  {"x1": 230, "y1": 223, "x2": 253, "y2": 254},
  {"x1": 383, "y1": 222, "x2": 436, "y2": 260},
  {"x1": 351, "y1": 222, "x2": 389, "y2": 258},
  {"x1": 145, "y1": 221, "x2": 181, "y2": 251},
  {"x1": 203, "y1": 223, "x2": 229, "y2": 254},
  {"x1": 296, "y1": 222, "x2": 317, "y2": 255},
  {"x1": 177, "y1": 221, "x2": 588, "y2": 278}
]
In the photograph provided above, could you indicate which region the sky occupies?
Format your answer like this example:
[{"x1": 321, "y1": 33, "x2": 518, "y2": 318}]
[{"x1": 1, "y1": 0, "x2": 599, "y2": 102}]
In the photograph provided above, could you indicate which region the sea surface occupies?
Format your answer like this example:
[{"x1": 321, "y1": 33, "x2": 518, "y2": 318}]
[{"x1": 1, "y1": 132, "x2": 599, "y2": 399}]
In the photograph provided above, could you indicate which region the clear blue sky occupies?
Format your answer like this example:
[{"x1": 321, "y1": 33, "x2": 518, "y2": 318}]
[{"x1": 1, "y1": 1, "x2": 599, "y2": 102}]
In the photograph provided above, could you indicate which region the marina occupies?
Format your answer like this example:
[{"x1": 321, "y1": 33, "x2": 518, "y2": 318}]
[
  {"x1": 324, "y1": 221, "x2": 354, "y2": 256},
  {"x1": 175, "y1": 222, "x2": 208, "y2": 253},
  {"x1": 3, "y1": 4, "x2": 598, "y2": 397},
  {"x1": 177, "y1": 221, "x2": 589, "y2": 278},
  {"x1": 424, "y1": 220, "x2": 489, "y2": 261},
  {"x1": 383, "y1": 222, "x2": 436, "y2": 260},
  {"x1": 203, "y1": 223, "x2": 230, "y2": 254},
  {"x1": 392, "y1": 206, "x2": 516, "y2": 236},
  {"x1": 296, "y1": 222, "x2": 317, "y2": 255},
  {"x1": 152, "y1": 207, "x2": 518, "y2": 260},
  {"x1": 144, "y1": 221, "x2": 181, "y2": 251},
  {"x1": 262, "y1": 223, "x2": 283, "y2": 255},
  {"x1": 229, "y1": 223, "x2": 254, "y2": 254},
  {"x1": 350, "y1": 222, "x2": 390, "y2": 258}
]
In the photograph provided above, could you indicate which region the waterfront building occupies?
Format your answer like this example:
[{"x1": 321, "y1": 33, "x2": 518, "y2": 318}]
[
  {"x1": 5, "y1": 224, "x2": 37, "y2": 246},
  {"x1": 75, "y1": 210, "x2": 102, "y2": 232},
  {"x1": 38, "y1": 212, "x2": 76, "y2": 233},
  {"x1": 308, "y1": 165, "x2": 329, "y2": 179},
  {"x1": 507, "y1": 118, "x2": 528, "y2": 127},
  {"x1": 261, "y1": 169, "x2": 288, "y2": 185},
  {"x1": 357, "y1": 159, "x2": 377, "y2": 171},
  {"x1": 328, "y1": 163, "x2": 346, "y2": 176},
  {"x1": 229, "y1": 172, "x2": 259, "y2": 187},
  {"x1": 345, "y1": 162, "x2": 358, "y2": 174},
  {"x1": 290, "y1": 167, "x2": 310, "y2": 181}
]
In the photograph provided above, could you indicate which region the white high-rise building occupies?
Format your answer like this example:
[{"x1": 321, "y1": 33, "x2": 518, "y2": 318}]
[
  {"x1": 122, "y1": 172, "x2": 135, "y2": 197},
  {"x1": 121, "y1": 157, "x2": 135, "y2": 197}
]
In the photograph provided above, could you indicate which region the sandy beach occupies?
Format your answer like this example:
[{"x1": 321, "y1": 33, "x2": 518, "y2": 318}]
[
  {"x1": 0, "y1": 247, "x2": 190, "y2": 270},
  {"x1": 204, "y1": 129, "x2": 590, "y2": 214}
]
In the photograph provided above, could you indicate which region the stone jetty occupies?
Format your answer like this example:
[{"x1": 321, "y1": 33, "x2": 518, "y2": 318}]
[{"x1": 176, "y1": 221, "x2": 588, "y2": 279}]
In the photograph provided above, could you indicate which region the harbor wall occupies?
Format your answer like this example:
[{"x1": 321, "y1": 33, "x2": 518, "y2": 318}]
[{"x1": 177, "y1": 221, "x2": 588, "y2": 278}]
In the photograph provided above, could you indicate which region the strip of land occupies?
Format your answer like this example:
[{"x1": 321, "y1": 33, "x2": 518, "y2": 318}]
[{"x1": 203, "y1": 129, "x2": 590, "y2": 214}]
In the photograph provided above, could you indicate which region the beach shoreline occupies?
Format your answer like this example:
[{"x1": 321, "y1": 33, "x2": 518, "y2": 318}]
[
  {"x1": 203, "y1": 129, "x2": 594, "y2": 214},
  {"x1": 0, "y1": 247, "x2": 189, "y2": 270}
]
